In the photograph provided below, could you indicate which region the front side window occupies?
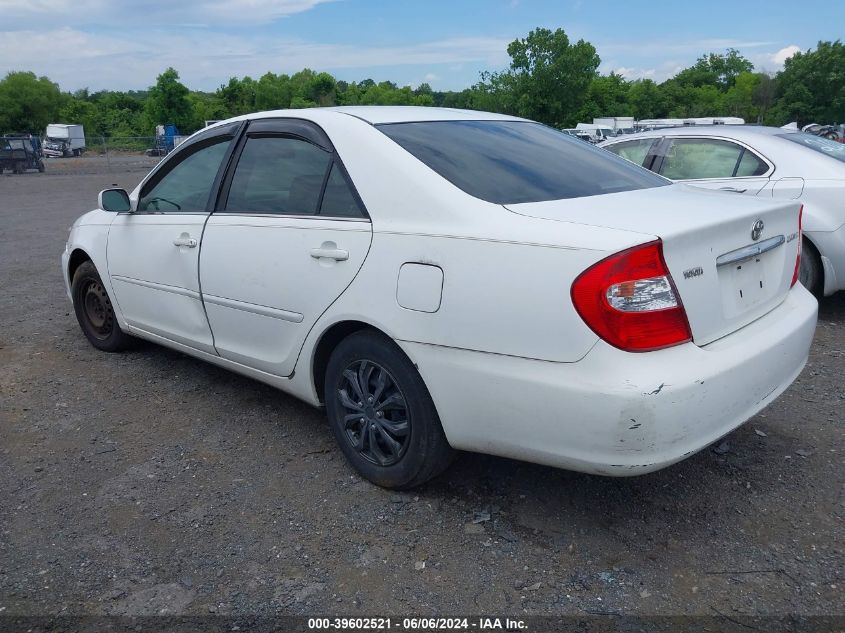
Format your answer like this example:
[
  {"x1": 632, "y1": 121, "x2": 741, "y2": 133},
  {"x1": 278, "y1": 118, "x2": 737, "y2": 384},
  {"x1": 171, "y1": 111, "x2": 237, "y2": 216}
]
[
  {"x1": 659, "y1": 138, "x2": 766, "y2": 180},
  {"x1": 225, "y1": 136, "x2": 331, "y2": 215},
  {"x1": 378, "y1": 120, "x2": 667, "y2": 205},
  {"x1": 604, "y1": 139, "x2": 658, "y2": 167},
  {"x1": 138, "y1": 137, "x2": 232, "y2": 212}
]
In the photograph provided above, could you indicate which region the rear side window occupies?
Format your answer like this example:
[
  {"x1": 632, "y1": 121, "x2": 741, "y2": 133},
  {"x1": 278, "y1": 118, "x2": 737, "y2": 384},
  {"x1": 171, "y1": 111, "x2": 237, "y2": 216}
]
[
  {"x1": 378, "y1": 120, "x2": 667, "y2": 204},
  {"x1": 320, "y1": 163, "x2": 366, "y2": 218},
  {"x1": 225, "y1": 136, "x2": 331, "y2": 215},
  {"x1": 735, "y1": 150, "x2": 768, "y2": 176},
  {"x1": 659, "y1": 138, "x2": 767, "y2": 179},
  {"x1": 604, "y1": 139, "x2": 658, "y2": 167}
]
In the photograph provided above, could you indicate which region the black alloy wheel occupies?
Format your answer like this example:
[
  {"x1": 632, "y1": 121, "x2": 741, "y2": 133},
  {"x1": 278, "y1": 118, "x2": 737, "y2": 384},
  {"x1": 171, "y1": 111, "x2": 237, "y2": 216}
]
[
  {"x1": 336, "y1": 359, "x2": 410, "y2": 467},
  {"x1": 324, "y1": 330, "x2": 454, "y2": 489}
]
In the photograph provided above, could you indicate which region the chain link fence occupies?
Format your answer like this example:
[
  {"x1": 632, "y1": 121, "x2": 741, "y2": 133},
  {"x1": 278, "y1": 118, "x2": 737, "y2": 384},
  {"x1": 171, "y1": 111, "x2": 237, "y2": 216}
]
[{"x1": 40, "y1": 137, "x2": 167, "y2": 175}]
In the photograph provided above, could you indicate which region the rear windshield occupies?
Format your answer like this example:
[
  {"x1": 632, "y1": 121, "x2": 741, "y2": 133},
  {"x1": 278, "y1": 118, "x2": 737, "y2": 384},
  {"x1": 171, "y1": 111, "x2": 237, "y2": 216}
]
[
  {"x1": 779, "y1": 133, "x2": 845, "y2": 164},
  {"x1": 377, "y1": 120, "x2": 668, "y2": 204}
]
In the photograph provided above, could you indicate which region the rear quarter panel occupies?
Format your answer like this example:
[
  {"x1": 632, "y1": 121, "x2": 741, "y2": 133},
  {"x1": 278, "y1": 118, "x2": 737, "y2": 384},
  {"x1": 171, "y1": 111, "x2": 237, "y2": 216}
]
[{"x1": 321, "y1": 227, "x2": 607, "y2": 363}]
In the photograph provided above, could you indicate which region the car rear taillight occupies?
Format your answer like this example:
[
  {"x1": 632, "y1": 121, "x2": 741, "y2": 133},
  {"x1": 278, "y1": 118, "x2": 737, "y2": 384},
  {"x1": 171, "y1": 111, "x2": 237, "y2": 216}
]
[
  {"x1": 790, "y1": 205, "x2": 803, "y2": 288},
  {"x1": 571, "y1": 240, "x2": 692, "y2": 352}
]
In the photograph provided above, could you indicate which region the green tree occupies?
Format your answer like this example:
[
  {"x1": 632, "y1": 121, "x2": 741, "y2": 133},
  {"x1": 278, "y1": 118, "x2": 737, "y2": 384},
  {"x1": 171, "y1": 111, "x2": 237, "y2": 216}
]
[
  {"x1": 0, "y1": 71, "x2": 64, "y2": 133},
  {"x1": 216, "y1": 76, "x2": 257, "y2": 116},
  {"x1": 143, "y1": 68, "x2": 195, "y2": 133},
  {"x1": 575, "y1": 72, "x2": 630, "y2": 122},
  {"x1": 57, "y1": 98, "x2": 98, "y2": 137},
  {"x1": 188, "y1": 92, "x2": 230, "y2": 129},
  {"x1": 626, "y1": 79, "x2": 667, "y2": 119},
  {"x1": 90, "y1": 90, "x2": 146, "y2": 137},
  {"x1": 772, "y1": 40, "x2": 845, "y2": 125},
  {"x1": 480, "y1": 28, "x2": 600, "y2": 127},
  {"x1": 254, "y1": 72, "x2": 292, "y2": 110},
  {"x1": 672, "y1": 49, "x2": 753, "y2": 90},
  {"x1": 722, "y1": 71, "x2": 762, "y2": 120},
  {"x1": 310, "y1": 72, "x2": 337, "y2": 106},
  {"x1": 754, "y1": 73, "x2": 777, "y2": 124}
]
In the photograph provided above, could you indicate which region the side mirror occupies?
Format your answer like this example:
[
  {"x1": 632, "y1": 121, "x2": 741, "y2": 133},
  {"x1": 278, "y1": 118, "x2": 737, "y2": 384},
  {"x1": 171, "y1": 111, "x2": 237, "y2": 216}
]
[{"x1": 98, "y1": 188, "x2": 131, "y2": 213}]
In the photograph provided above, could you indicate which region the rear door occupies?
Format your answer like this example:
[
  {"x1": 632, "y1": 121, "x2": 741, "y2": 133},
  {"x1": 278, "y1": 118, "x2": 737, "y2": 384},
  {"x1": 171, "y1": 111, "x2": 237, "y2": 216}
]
[
  {"x1": 199, "y1": 118, "x2": 372, "y2": 376},
  {"x1": 654, "y1": 136, "x2": 771, "y2": 195}
]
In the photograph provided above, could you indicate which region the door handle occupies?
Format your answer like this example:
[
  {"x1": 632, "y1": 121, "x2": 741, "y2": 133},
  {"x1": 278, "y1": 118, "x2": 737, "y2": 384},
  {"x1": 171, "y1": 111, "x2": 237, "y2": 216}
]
[
  {"x1": 719, "y1": 187, "x2": 747, "y2": 194},
  {"x1": 310, "y1": 242, "x2": 348, "y2": 261},
  {"x1": 173, "y1": 233, "x2": 198, "y2": 248}
]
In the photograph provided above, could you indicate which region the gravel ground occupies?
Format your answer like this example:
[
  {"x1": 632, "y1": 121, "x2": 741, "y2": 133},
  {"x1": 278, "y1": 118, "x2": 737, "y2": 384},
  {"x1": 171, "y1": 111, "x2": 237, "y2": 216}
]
[{"x1": 0, "y1": 157, "x2": 843, "y2": 622}]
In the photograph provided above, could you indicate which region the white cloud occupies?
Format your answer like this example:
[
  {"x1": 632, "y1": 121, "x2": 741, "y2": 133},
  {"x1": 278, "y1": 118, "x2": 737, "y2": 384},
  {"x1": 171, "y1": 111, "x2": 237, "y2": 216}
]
[
  {"x1": 0, "y1": 0, "x2": 335, "y2": 27},
  {"x1": 599, "y1": 58, "x2": 684, "y2": 83},
  {"x1": 198, "y1": 0, "x2": 336, "y2": 23},
  {"x1": 424, "y1": 73, "x2": 440, "y2": 82},
  {"x1": 599, "y1": 38, "x2": 774, "y2": 56},
  {"x1": 0, "y1": 0, "x2": 103, "y2": 11},
  {"x1": 0, "y1": 28, "x2": 510, "y2": 91},
  {"x1": 771, "y1": 44, "x2": 800, "y2": 65},
  {"x1": 613, "y1": 66, "x2": 656, "y2": 80}
]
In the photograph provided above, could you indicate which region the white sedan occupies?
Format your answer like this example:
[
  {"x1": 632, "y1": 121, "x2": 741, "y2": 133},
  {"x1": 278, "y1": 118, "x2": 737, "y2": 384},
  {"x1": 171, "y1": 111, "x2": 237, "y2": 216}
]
[
  {"x1": 600, "y1": 126, "x2": 845, "y2": 297},
  {"x1": 62, "y1": 107, "x2": 817, "y2": 489}
]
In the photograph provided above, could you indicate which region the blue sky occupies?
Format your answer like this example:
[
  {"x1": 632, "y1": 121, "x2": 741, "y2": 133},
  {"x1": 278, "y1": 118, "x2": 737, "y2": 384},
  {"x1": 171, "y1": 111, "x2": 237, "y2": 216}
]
[{"x1": 0, "y1": 0, "x2": 840, "y2": 92}]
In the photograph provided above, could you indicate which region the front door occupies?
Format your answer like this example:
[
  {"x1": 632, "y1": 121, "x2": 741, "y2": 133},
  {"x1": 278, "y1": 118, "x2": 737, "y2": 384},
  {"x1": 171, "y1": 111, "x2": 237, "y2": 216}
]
[
  {"x1": 107, "y1": 126, "x2": 238, "y2": 352},
  {"x1": 199, "y1": 118, "x2": 373, "y2": 376}
]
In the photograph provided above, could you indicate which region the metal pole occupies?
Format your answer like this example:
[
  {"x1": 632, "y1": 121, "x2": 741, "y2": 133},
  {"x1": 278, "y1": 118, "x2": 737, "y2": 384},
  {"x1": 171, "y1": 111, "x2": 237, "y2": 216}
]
[{"x1": 101, "y1": 136, "x2": 111, "y2": 173}]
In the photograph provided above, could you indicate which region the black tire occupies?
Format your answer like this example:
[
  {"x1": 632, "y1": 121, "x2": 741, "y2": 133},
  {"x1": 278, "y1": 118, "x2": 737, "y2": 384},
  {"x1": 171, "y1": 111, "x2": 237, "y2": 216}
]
[
  {"x1": 13, "y1": 162, "x2": 23, "y2": 174},
  {"x1": 799, "y1": 238, "x2": 823, "y2": 297},
  {"x1": 324, "y1": 330, "x2": 455, "y2": 489},
  {"x1": 37, "y1": 160, "x2": 45, "y2": 173},
  {"x1": 71, "y1": 261, "x2": 133, "y2": 352}
]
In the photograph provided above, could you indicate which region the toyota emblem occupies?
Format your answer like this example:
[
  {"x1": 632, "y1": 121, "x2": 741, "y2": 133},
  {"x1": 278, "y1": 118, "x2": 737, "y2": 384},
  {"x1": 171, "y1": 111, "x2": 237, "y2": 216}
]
[{"x1": 751, "y1": 219, "x2": 764, "y2": 241}]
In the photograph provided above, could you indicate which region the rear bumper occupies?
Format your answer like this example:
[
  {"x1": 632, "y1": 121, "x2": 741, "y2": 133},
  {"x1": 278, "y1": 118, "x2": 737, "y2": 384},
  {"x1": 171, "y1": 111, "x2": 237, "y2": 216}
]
[
  {"x1": 401, "y1": 285, "x2": 818, "y2": 476},
  {"x1": 806, "y1": 225, "x2": 845, "y2": 295}
]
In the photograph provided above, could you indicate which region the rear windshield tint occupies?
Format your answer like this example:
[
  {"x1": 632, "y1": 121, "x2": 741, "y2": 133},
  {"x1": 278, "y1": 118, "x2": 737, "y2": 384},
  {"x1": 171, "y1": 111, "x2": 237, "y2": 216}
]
[
  {"x1": 378, "y1": 120, "x2": 668, "y2": 204},
  {"x1": 779, "y1": 132, "x2": 845, "y2": 164}
]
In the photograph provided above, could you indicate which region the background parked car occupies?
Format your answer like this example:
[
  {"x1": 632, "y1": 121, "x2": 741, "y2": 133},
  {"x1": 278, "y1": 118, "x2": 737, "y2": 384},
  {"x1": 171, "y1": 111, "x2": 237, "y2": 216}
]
[{"x1": 601, "y1": 126, "x2": 845, "y2": 296}]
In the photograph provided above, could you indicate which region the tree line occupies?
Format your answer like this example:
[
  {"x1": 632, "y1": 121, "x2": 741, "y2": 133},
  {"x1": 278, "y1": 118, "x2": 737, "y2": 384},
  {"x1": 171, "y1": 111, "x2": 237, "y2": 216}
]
[{"x1": 0, "y1": 29, "x2": 842, "y2": 138}]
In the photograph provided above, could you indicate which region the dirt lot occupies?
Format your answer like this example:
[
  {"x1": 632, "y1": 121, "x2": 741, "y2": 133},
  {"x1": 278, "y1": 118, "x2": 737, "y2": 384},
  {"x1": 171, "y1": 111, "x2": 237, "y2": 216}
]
[{"x1": 0, "y1": 157, "x2": 843, "y2": 624}]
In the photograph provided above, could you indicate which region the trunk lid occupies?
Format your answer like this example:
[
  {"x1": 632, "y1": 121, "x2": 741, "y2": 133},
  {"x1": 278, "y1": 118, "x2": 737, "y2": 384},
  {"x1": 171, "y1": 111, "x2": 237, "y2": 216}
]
[{"x1": 506, "y1": 184, "x2": 802, "y2": 346}]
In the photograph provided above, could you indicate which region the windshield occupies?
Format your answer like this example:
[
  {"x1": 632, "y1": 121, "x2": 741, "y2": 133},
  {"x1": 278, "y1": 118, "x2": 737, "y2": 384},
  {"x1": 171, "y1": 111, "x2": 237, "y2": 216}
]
[
  {"x1": 378, "y1": 120, "x2": 667, "y2": 204},
  {"x1": 779, "y1": 133, "x2": 845, "y2": 164}
]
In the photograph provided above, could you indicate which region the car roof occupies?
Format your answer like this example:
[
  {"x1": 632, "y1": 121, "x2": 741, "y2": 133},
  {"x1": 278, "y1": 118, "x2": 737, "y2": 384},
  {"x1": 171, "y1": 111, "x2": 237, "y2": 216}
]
[
  {"x1": 248, "y1": 106, "x2": 527, "y2": 125},
  {"x1": 602, "y1": 125, "x2": 793, "y2": 144}
]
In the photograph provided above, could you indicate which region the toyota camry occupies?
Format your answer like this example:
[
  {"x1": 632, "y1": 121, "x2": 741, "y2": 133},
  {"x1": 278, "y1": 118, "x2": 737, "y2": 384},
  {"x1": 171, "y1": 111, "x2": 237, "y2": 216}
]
[{"x1": 62, "y1": 107, "x2": 817, "y2": 489}]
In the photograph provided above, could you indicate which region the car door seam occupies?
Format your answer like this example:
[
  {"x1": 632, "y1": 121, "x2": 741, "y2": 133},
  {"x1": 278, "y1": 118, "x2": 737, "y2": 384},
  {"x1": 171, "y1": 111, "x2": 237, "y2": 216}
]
[{"x1": 289, "y1": 229, "x2": 375, "y2": 377}]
